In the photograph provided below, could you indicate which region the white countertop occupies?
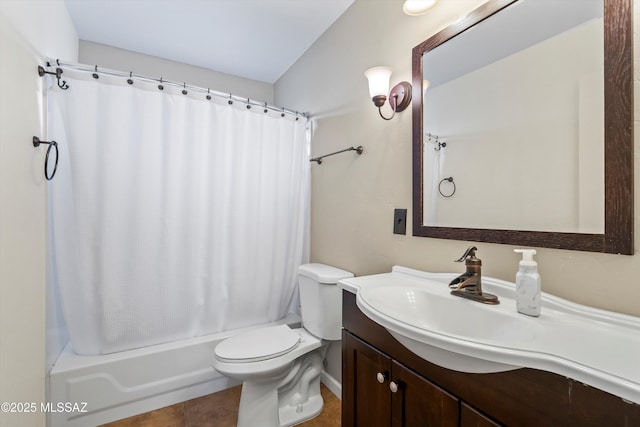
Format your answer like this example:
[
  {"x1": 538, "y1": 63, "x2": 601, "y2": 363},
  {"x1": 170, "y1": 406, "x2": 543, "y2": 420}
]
[{"x1": 339, "y1": 266, "x2": 640, "y2": 405}]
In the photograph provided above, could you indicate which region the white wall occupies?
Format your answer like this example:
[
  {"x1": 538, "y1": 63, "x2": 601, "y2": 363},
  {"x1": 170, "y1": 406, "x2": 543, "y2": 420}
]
[
  {"x1": 275, "y1": 0, "x2": 640, "y2": 383},
  {"x1": 79, "y1": 41, "x2": 274, "y2": 104},
  {"x1": 0, "y1": 1, "x2": 77, "y2": 426}
]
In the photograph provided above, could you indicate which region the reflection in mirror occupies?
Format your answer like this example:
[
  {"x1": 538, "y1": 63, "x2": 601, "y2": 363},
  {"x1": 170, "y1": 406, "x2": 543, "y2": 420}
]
[
  {"x1": 412, "y1": 0, "x2": 633, "y2": 254},
  {"x1": 423, "y1": 0, "x2": 603, "y2": 233}
]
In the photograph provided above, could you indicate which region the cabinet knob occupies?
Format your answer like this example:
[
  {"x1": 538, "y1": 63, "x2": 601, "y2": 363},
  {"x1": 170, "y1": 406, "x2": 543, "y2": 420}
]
[
  {"x1": 389, "y1": 381, "x2": 399, "y2": 393},
  {"x1": 376, "y1": 372, "x2": 387, "y2": 384}
]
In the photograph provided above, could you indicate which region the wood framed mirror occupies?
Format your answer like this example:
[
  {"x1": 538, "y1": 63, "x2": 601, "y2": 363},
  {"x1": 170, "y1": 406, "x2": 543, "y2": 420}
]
[{"x1": 411, "y1": 0, "x2": 633, "y2": 254}]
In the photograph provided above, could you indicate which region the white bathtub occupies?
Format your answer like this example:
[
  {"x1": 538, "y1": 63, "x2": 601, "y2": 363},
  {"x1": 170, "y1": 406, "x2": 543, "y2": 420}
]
[{"x1": 48, "y1": 314, "x2": 301, "y2": 427}]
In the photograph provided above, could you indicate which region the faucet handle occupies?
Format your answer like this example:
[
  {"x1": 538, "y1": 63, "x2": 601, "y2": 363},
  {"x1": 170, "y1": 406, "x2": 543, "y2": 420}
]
[{"x1": 455, "y1": 246, "x2": 478, "y2": 262}]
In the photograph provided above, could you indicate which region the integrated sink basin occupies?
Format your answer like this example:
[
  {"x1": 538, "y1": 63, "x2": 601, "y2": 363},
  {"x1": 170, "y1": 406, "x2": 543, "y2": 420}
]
[
  {"x1": 338, "y1": 266, "x2": 640, "y2": 405},
  {"x1": 358, "y1": 285, "x2": 539, "y2": 373}
]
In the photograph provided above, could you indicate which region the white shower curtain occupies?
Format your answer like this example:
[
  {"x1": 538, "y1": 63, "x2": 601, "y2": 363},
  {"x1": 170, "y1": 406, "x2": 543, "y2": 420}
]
[
  {"x1": 47, "y1": 69, "x2": 309, "y2": 355},
  {"x1": 423, "y1": 134, "x2": 445, "y2": 225}
]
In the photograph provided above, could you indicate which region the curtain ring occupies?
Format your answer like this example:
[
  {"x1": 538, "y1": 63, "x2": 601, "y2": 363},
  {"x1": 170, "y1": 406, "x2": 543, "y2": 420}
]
[
  {"x1": 92, "y1": 65, "x2": 99, "y2": 79},
  {"x1": 182, "y1": 82, "x2": 187, "y2": 95},
  {"x1": 206, "y1": 88, "x2": 211, "y2": 100},
  {"x1": 228, "y1": 94, "x2": 233, "y2": 105},
  {"x1": 127, "y1": 71, "x2": 133, "y2": 85},
  {"x1": 439, "y1": 177, "x2": 456, "y2": 198},
  {"x1": 158, "y1": 77, "x2": 164, "y2": 91}
]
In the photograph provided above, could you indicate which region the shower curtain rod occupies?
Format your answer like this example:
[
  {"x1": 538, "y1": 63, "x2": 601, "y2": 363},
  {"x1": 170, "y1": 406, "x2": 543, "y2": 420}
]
[{"x1": 44, "y1": 59, "x2": 307, "y2": 119}]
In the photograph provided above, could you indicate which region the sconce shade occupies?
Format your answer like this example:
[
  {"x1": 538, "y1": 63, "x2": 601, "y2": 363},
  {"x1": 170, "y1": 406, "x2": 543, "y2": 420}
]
[
  {"x1": 403, "y1": 0, "x2": 438, "y2": 16},
  {"x1": 364, "y1": 66, "x2": 392, "y2": 99}
]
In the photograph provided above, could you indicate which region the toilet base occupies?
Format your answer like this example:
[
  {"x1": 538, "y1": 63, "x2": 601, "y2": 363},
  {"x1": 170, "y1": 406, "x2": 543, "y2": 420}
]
[
  {"x1": 237, "y1": 350, "x2": 324, "y2": 427},
  {"x1": 278, "y1": 365, "x2": 323, "y2": 427},
  {"x1": 279, "y1": 392, "x2": 322, "y2": 427}
]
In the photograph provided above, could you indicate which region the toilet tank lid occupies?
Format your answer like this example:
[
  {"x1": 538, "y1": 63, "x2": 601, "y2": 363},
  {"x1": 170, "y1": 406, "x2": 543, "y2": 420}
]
[{"x1": 298, "y1": 263, "x2": 354, "y2": 284}]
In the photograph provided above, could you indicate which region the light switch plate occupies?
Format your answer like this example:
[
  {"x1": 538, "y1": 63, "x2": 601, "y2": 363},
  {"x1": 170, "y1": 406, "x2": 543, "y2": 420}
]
[{"x1": 393, "y1": 209, "x2": 407, "y2": 235}]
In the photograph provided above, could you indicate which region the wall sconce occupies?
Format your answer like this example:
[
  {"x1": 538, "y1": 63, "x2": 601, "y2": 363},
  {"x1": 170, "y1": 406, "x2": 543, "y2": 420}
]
[
  {"x1": 403, "y1": 0, "x2": 438, "y2": 16},
  {"x1": 364, "y1": 66, "x2": 412, "y2": 121}
]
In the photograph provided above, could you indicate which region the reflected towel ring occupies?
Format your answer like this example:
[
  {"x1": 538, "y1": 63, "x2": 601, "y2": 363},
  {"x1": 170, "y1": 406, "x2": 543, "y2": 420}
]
[
  {"x1": 438, "y1": 177, "x2": 456, "y2": 198},
  {"x1": 32, "y1": 136, "x2": 59, "y2": 181}
]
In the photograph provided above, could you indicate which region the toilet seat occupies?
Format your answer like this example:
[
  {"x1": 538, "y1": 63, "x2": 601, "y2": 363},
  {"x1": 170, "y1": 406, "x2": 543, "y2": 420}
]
[{"x1": 214, "y1": 325, "x2": 301, "y2": 363}]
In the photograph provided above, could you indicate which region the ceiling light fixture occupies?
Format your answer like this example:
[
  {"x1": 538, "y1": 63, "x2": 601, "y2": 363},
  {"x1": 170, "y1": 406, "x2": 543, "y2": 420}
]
[
  {"x1": 364, "y1": 66, "x2": 412, "y2": 121},
  {"x1": 403, "y1": 0, "x2": 438, "y2": 16}
]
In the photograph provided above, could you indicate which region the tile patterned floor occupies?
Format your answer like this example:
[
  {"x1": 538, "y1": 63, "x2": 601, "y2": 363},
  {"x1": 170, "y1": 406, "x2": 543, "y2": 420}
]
[{"x1": 100, "y1": 384, "x2": 340, "y2": 427}]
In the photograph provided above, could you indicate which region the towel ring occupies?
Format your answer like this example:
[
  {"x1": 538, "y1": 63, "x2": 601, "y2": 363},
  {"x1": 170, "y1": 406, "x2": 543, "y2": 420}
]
[
  {"x1": 32, "y1": 136, "x2": 59, "y2": 181},
  {"x1": 438, "y1": 177, "x2": 456, "y2": 198}
]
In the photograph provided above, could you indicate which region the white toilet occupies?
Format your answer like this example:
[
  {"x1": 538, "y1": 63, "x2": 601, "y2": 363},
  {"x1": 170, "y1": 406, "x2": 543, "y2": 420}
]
[{"x1": 213, "y1": 263, "x2": 353, "y2": 427}]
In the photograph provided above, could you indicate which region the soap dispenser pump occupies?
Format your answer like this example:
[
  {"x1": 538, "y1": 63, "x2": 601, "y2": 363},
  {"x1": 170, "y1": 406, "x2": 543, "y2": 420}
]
[{"x1": 514, "y1": 249, "x2": 541, "y2": 317}]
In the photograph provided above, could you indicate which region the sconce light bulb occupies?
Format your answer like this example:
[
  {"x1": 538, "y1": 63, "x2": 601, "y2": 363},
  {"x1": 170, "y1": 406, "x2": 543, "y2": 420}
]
[
  {"x1": 423, "y1": 79, "x2": 431, "y2": 97},
  {"x1": 403, "y1": 0, "x2": 438, "y2": 16}
]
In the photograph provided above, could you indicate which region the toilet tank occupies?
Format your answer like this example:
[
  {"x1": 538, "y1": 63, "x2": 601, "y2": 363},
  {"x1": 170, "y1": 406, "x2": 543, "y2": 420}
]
[{"x1": 298, "y1": 263, "x2": 354, "y2": 340}]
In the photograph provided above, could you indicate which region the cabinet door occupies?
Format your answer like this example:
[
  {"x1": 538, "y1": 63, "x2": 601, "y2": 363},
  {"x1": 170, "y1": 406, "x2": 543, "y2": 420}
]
[
  {"x1": 343, "y1": 333, "x2": 392, "y2": 427},
  {"x1": 390, "y1": 361, "x2": 459, "y2": 427},
  {"x1": 460, "y1": 402, "x2": 503, "y2": 427}
]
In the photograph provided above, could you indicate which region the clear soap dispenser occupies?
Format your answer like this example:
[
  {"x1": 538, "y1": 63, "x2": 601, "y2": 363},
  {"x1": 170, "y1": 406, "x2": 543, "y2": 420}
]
[{"x1": 514, "y1": 249, "x2": 541, "y2": 317}]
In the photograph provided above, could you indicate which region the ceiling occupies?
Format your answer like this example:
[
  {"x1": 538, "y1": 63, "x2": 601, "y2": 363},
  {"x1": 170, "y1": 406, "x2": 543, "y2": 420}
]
[{"x1": 64, "y1": 0, "x2": 355, "y2": 84}]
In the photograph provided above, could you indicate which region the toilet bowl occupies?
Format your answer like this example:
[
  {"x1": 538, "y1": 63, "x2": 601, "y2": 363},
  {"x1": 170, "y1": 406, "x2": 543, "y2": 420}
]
[
  {"x1": 213, "y1": 325, "x2": 324, "y2": 426},
  {"x1": 213, "y1": 263, "x2": 353, "y2": 427}
]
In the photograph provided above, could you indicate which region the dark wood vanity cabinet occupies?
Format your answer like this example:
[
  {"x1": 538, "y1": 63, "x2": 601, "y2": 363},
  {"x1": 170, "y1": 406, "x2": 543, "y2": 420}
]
[
  {"x1": 344, "y1": 333, "x2": 390, "y2": 426},
  {"x1": 344, "y1": 332, "x2": 459, "y2": 426},
  {"x1": 460, "y1": 403, "x2": 501, "y2": 427},
  {"x1": 342, "y1": 291, "x2": 640, "y2": 427}
]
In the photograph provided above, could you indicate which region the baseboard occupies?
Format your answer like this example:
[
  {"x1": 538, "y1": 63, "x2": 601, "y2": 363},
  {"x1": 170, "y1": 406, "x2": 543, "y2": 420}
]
[{"x1": 321, "y1": 370, "x2": 341, "y2": 400}]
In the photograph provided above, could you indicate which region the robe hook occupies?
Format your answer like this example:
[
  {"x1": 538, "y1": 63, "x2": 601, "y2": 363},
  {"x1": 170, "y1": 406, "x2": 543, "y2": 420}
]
[{"x1": 37, "y1": 65, "x2": 69, "y2": 90}]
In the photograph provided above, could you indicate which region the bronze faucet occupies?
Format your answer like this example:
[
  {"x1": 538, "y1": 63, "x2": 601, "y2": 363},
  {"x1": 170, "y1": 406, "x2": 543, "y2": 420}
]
[{"x1": 449, "y1": 246, "x2": 499, "y2": 305}]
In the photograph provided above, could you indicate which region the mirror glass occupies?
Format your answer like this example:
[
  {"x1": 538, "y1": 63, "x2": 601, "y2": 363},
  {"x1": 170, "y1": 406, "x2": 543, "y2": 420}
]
[
  {"x1": 423, "y1": 0, "x2": 603, "y2": 233},
  {"x1": 412, "y1": 0, "x2": 633, "y2": 254}
]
